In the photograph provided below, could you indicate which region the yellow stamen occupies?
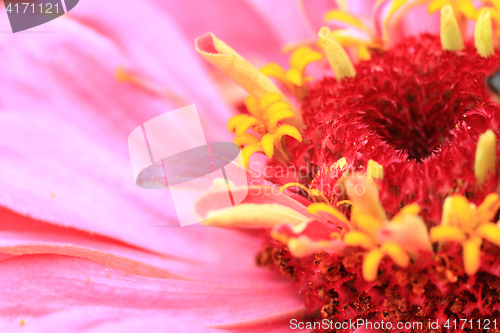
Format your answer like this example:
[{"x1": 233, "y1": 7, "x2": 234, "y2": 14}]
[
  {"x1": 430, "y1": 225, "x2": 467, "y2": 242},
  {"x1": 463, "y1": 237, "x2": 482, "y2": 275},
  {"x1": 344, "y1": 231, "x2": 377, "y2": 249},
  {"x1": 475, "y1": 8, "x2": 494, "y2": 58},
  {"x1": 195, "y1": 33, "x2": 282, "y2": 99},
  {"x1": 367, "y1": 159, "x2": 383, "y2": 180},
  {"x1": 307, "y1": 202, "x2": 349, "y2": 223},
  {"x1": 476, "y1": 222, "x2": 500, "y2": 247},
  {"x1": 380, "y1": 241, "x2": 410, "y2": 267},
  {"x1": 440, "y1": 5, "x2": 464, "y2": 51},
  {"x1": 318, "y1": 27, "x2": 356, "y2": 81},
  {"x1": 363, "y1": 248, "x2": 384, "y2": 281},
  {"x1": 227, "y1": 114, "x2": 251, "y2": 132},
  {"x1": 475, "y1": 129, "x2": 497, "y2": 186},
  {"x1": 288, "y1": 237, "x2": 337, "y2": 258},
  {"x1": 202, "y1": 203, "x2": 308, "y2": 228}
]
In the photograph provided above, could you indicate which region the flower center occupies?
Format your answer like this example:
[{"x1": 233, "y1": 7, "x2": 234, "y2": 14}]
[{"x1": 304, "y1": 34, "x2": 499, "y2": 161}]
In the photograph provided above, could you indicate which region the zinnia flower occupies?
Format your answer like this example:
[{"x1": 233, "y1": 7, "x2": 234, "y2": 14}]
[
  {"x1": 3, "y1": 0, "x2": 500, "y2": 332},
  {"x1": 193, "y1": 0, "x2": 500, "y2": 331}
]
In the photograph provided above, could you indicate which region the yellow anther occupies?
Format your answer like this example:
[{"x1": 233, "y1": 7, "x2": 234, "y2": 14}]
[
  {"x1": 348, "y1": 175, "x2": 387, "y2": 222},
  {"x1": 463, "y1": 237, "x2": 482, "y2": 275},
  {"x1": 430, "y1": 225, "x2": 467, "y2": 242},
  {"x1": 475, "y1": 8, "x2": 494, "y2": 58},
  {"x1": 307, "y1": 202, "x2": 349, "y2": 223},
  {"x1": 440, "y1": 5, "x2": 464, "y2": 51},
  {"x1": 367, "y1": 159, "x2": 383, "y2": 180},
  {"x1": 344, "y1": 231, "x2": 377, "y2": 249},
  {"x1": 261, "y1": 134, "x2": 274, "y2": 158},
  {"x1": 318, "y1": 27, "x2": 356, "y2": 81},
  {"x1": 475, "y1": 129, "x2": 497, "y2": 185},
  {"x1": 391, "y1": 203, "x2": 421, "y2": 223},
  {"x1": 260, "y1": 63, "x2": 287, "y2": 82},
  {"x1": 428, "y1": 0, "x2": 477, "y2": 19},
  {"x1": 380, "y1": 241, "x2": 410, "y2": 267},
  {"x1": 363, "y1": 248, "x2": 384, "y2": 281}
]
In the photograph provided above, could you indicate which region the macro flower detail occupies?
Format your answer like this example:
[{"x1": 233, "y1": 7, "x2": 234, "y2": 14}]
[{"x1": 193, "y1": 0, "x2": 500, "y2": 330}]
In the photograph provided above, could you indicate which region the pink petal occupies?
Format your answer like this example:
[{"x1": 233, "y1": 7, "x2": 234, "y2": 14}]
[{"x1": 0, "y1": 254, "x2": 305, "y2": 327}]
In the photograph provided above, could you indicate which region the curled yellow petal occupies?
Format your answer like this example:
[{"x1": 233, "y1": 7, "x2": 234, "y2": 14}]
[
  {"x1": 261, "y1": 134, "x2": 275, "y2": 158},
  {"x1": 440, "y1": 5, "x2": 464, "y2": 51},
  {"x1": 266, "y1": 109, "x2": 295, "y2": 130},
  {"x1": 363, "y1": 248, "x2": 384, "y2": 281},
  {"x1": 228, "y1": 114, "x2": 250, "y2": 132},
  {"x1": 285, "y1": 68, "x2": 303, "y2": 86},
  {"x1": 477, "y1": 193, "x2": 500, "y2": 222},
  {"x1": 244, "y1": 95, "x2": 261, "y2": 118},
  {"x1": 347, "y1": 175, "x2": 387, "y2": 222},
  {"x1": 318, "y1": 27, "x2": 356, "y2": 81},
  {"x1": 463, "y1": 237, "x2": 482, "y2": 276},
  {"x1": 323, "y1": 10, "x2": 371, "y2": 33},
  {"x1": 450, "y1": 195, "x2": 476, "y2": 230},
  {"x1": 344, "y1": 231, "x2": 376, "y2": 249},
  {"x1": 234, "y1": 133, "x2": 260, "y2": 146},
  {"x1": 475, "y1": 129, "x2": 497, "y2": 186},
  {"x1": 195, "y1": 33, "x2": 281, "y2": 99},
  {"x1": 476, "y1": 222, "x2": 500, "y2": 247},
  {"x1": 381, "y1": 241, "x2": 410, "y2": 267},
  {"x1": 260, "y1": 63, "x2": 287, "y2": 81},
  {"x1": 353, "y1": 213, "x2": 381, "y2": 235},
  {"x1": 274, "y1": 124, "x2": 303, "y2": 142},
  {"x1": 475, "y1": 8, "x2": 494, "y2": 58},
  {"x1": 235, "y1": 117, "x2": 259, "y2": 136},
  {"x1": 307, "y1": 202, "x2": 348, "y2": 223},
  {"x1": 241, "y1": 143, "x2": 263, "y2": 169},
  {"x1": 289, "y1": 47, "x2": 323, "y2": 72},
  {"x1": 393, "y1": 203, "x2": 421, "y2": 222},
  {"x1": 259, "y1": 93, "x2": 282, "y2": 109},
  {"x1": 357, "y1": 44, "x2": 371, "y2": 61},
  {"x1": 430, "y1": 225, "x2": 467, "y2": 242}
]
